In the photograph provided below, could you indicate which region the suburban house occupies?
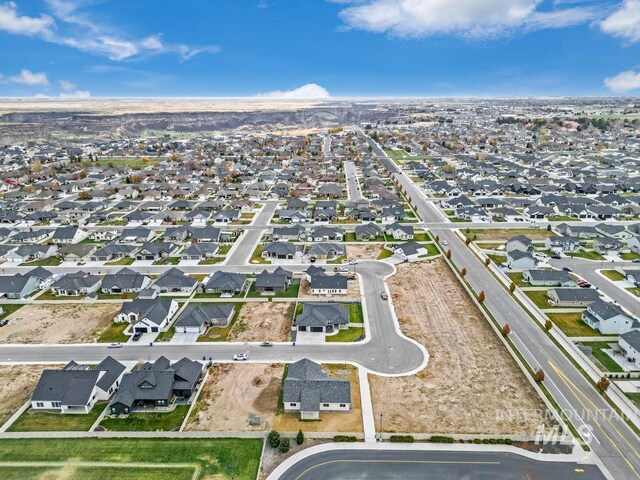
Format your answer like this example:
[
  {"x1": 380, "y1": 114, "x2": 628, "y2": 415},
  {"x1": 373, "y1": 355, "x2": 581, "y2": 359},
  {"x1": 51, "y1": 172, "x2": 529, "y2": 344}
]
[
  {"x1": 296, "y1": 303, "x2": 349, "y2": 340},
  {"x1": 181, "y1": 242, "x2": 219, "y2": 260},
  {"x1": 50, "y1": 272, "x2": 100, "y2": 296},
  {"x1": 506, "y1": 250, "x2": 536, "y2": 270},
  {"x1": 354, "y1": 222, "x2": 383, "y2": 241},
  {"x1": 254, "y1": 267, "x2": 293, "y2": 294},
  {"x1": 385, "y1": 222, "x2": 414, "y2": 241},
  {"x1": 202, "y1": 271, "x2": 248, "y2": 296},
  {"x1": 544, "y1": 236, "x2": 580, "y2": 254},
  {"x1": 52, "y1": 226, "x2": 87, "y2": 244},
  {"x1": 547, "y1": 288, "x2": 600, "y2": 307},
  {"x1": 174, "y1": 304, "x2": 235, "y2": 334},
  {"x1": 309, "y1": 273, "x2": 348, "y2": 296},
  {"x1": 618, "y1": 330, "x2": 640, "y2": 370},
  {"x1": 582, "y1": 300, "x2": 638, "y2": 335},
  {"x1": 262, "y1": 242, "x2": 301, "y2": 260},
  {"x1": 31, "y1": 357, "x2": 126, "y2": 414},
  {"x1": 523, "y1": 270, "x2": 577, "y2": 287},
  {"x1": 120, "y1": 227, "x2": 155, "y2": 243},
  {"x1": 392, "y1": 241, "x2": 429, "y2": 262},
  {"x1": 108, "y1": 357, "x2": 203, "y2": 415},
  {"x1": 506, "y1": 235, "x2": 533, "y2": 253},
  {"x1": 100, "y1": 268, "x2": 151, "y2": 295},
  {"x1": 116, "y1": 298, "x2": 179, "y2": 333},
  {"x1": 151, "y1": 267, "x2": 198, "y2": 294},
  {"x1": 135, "y1": 242, "x2": 178, "y2": 261},
  {"x1": 308, "y1": 243, "x2": 345, "y2": 261},
  {"x1": 0, "y1": 273, "x2": 41, "y2": 299},
  {"x1": 283, "y1": 358, "x2": 351, "y2": 420}
]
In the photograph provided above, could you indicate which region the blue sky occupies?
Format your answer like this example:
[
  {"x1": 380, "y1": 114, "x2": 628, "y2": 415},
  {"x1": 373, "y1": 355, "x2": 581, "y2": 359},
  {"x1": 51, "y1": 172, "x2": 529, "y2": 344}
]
[{"x1": 0, "y1": 0, "x2": 640, "y2": 97}]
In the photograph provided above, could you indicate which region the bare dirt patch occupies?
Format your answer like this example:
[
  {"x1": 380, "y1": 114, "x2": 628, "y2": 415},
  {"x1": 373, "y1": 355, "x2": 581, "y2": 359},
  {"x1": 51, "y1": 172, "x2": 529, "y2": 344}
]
[
  {"x1": 185, "y1": 363, "x2": 282, "y2": 432},
  {"x1": 0, "y1": 365, "x2": 61, "y2": 426},
  {"x1": 0, "y1": 304, "x2": 121, "y2": 344},
  {"x1": 347, "y1": 244, "x2": 383, "y2": 261},
  {"x1": 228, "y1": 302, "x2": 293, "y2": 342},
  {"x1": 300, "y1": 276, "x2": 360, "y2": 299},
  {"x1": 371, "y1": 258, "x2": 548, "y2": 435},
  {"x1": 273, "y1": 365, "x2": 362, "y2": 433},
  {"x1": 469, "y1": 228, "x2": 553, "y2": 242}
]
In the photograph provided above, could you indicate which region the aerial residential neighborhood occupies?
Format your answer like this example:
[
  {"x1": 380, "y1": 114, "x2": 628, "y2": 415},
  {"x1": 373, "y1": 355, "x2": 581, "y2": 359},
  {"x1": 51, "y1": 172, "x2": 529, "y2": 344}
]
[{"x1": 1, "y1": 1, "x2": 640, "y2": 479}]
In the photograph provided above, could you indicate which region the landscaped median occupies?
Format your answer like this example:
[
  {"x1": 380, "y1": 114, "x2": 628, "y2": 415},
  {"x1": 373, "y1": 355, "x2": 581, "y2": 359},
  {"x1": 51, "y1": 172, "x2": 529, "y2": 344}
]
[{"x1": 0, "y1": 437, "x2": 263, "y2": 480}]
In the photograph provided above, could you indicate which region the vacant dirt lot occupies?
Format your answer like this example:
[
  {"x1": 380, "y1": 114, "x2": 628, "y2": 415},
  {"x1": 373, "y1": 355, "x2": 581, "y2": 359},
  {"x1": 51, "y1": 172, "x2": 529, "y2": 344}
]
[
  {"x1": 0, "y1": 304, "x2": 121, "y2": 344},
  {"x1": 273, "y1": 365, "x2": 362, "y2": 433},
  {"x1": 347, "y1": 244, "x2": 384, "y2": 261},
  {"x1": 470, "y1": 228, "x2": 553, "y2": 242},
  {"x1": 185, "y1": 363, "x2": 282, "y2": 432},
  {"x1": 228, "y1": 302, "x2": 294, "y2": 342},
  {"x1": 371, "y1": 259, "x2": 548, "y2": 435},
  {"x1": 300, "y1": 276, "x2": 360, "y2": 299},
  {"x1": 0, "y1": 365, "x2": 60, "y2": 426}
]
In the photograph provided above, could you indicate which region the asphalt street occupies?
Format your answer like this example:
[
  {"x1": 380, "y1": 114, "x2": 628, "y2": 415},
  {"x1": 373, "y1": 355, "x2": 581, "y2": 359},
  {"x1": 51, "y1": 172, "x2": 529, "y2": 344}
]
[
  {"x1": 224, "y1": 200, "x2": 278, "y2": 265},
  {"x1": 366, "y1": 134, "x2": 640, "y2": 480},
  {"x1": 344, "y1": 160, "x2": 364, "y2": 202},
  {"x1": 277, "y1": 449, "x2": 607, "y2": 480}
]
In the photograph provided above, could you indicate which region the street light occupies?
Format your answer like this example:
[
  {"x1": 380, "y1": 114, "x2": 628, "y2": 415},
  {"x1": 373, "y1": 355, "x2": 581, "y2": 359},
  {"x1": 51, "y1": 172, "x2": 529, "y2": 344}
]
[{"x1": 379, "y1": 413, "x2": 383, "y2": 442}]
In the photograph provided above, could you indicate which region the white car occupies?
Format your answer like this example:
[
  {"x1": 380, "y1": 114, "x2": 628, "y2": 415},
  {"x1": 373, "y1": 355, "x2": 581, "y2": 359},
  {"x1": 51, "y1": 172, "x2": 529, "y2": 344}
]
[
  {"x1": 442, "y1": 240, "x2": 449, "y2": 246},
  {"x1": 233, "y1": 353, "x2": 248, "y2": 361},
  {"x1": 108, "y1": 343, "x2": 123, "y2": 348}
]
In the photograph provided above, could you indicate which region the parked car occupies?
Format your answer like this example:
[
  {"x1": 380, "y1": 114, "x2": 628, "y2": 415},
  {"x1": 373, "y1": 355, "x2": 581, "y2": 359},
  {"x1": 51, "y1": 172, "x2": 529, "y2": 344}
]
[
  {"x1": 233, "y1": 353, "x2": 248, "y2": 361},
  {"x1": 108, "y1": 343, "x2": 123, "y2": 348},
  {"x1": 335, "y1": 267, "x2": 349, "y2": 273},
  {"x1": 562, "y1": 266, "x2": 572, "y2": 272},
  {"x1": 260, "y1": 342, "x2": 273, "y2": 347},
  {"x1": 380, "y1": 291, "x2": 388, "y2": 300},
  {"x1": 579, "y1": 282, "x2": 592, "y2": 288},
  {"x1": 442, "y1": 240, "x2": 448, "y2": 246},
  {"x1": 633, "y1": 259, "x2": 640, "y2": 264},
  {"x1": 132, "y1": 332, "x2": 143, "y2": 341},
  {"x1": 551, "y1": 254, "x2": 562, "y2": 259}
]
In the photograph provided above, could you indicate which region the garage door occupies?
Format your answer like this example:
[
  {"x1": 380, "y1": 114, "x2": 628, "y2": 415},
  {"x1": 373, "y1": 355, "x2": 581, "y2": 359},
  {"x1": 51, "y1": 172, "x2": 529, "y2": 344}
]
[{"x1": 134, "y1": 327, "x2": 148, "y2": 333}]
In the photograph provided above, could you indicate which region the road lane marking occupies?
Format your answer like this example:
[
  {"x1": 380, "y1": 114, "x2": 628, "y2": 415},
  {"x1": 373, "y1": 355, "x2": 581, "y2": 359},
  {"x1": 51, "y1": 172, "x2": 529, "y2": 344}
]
[{"x1": 294, "y1": 459, "x2": 501, "y2": 480}]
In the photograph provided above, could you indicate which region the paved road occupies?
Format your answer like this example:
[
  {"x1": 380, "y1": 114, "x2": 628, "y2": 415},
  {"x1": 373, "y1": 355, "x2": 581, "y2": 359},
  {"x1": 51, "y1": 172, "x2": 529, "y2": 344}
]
[
  {"x1": 548, "y1": 257, "x2": 640, "y2": 318},
  {"x1": 344, "y1": 161, "x2": 364, "y2": 202},
  {"x1": 0, "y1": 260, "x2": 426, "y2": 375},
  {"x1": 277, "y1": 449, "x2": 607, "y2": 480},
  {"x1": 365, "y1": 133, "x2": 640, "y2": 480},
  {"x1": 224, "y1": 200, "x2": 277, "y2": 265}
]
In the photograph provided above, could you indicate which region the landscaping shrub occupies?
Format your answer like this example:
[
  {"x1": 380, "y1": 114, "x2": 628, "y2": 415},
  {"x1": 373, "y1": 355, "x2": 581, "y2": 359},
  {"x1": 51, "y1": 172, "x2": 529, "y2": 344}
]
[
  {"x1": 296, "y1": 429, "x2": 304, "y2": 445},
  {"x1": 278, "y1": 438, "x2": 290, "y2": 454},
  {"x1": 428, "y1": 436, "x2": 455, "y2": 444},
  {"x1": 390, "y1": 435, "x2": 414, "y2": 443},
  {"x1": 333, "y1": 435, "x2": 357, "y2": 442},
  {"x1": 505, "y1": 439, "x2": 513, "y2": 445},
  {"x1": 268, "y1": 430, "x2": 281, "y2": 448}
]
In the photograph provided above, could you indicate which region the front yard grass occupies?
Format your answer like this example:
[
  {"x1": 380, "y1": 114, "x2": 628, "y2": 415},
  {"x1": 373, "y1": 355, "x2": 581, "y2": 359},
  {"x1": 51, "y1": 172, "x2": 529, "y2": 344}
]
[
  {"x1": 105, "y1": 257, "x2": 135, "y2": 266},
  {"x1": 601, "y1": 270, "x2": 625, "y2": 281},
  {"x1": 100, "y1": 405, "x2": 189, "y2": 432},
  {"x1": 627, "y1": 393, "x2": 640, "y2": 410},
  {"x1": 0, "y1": 437, "x2": 262, "y2": 480},
  {"x1": 621, "y1": 251, "x2": 640, "y2": 261},
  {"x1": 580, "y1": 341, "x2": 624, "y2": 373},
  {"x1": 8, "y1": 404, "x2": 107, "y2": 432},
  {"x1": 627, "y1": 287, "x2": 640, "y2": 297},
  {"x1": 245, "y1": 279, "x2": 300, "y2": 298},
  {"x1": 249, "y1": 245, "x2": 269, "y2": 264},
  {"x1": 346, "y1": 302, "x2": 363, "y2": 323},
  {"x1": 547, "y1": 312, "x2": 602, "y2": 337},
  {"x1": 567, "y1": 251, "x2": 606, "y2": 261},
  {"x1": 377, "y1": 248, "x2": 393, "y2": 260},
  {"x1": 19, "y1": 257, "x2": 62, "y2": 267},
  {"x1": 197, "y1": 303, "x2": 243, "y2": 342},
  {"x1": 198, "y1": 257, "x2": 225, "y2": 265},
  {"x1": 153, "y1": 257, "x2": 181, "y2": 265},
  {"x1": 507, "y1": 272, "x2": 527, "y2": 287},
  {"x1": 97, "y1": 323, "x2": 129, "y2": 343},
  {"x1": 523, "y1": 290, "x2": 552, "y2": 309},
  {"x1": 0, "y1": 303, "x2": 25, "y2": 320},
  {"x1": 36, "y1": 291, "x2": 85, "y2": 301},
  {"x1": 326, "y1": 326, "x2": 365, "y2": 342}
]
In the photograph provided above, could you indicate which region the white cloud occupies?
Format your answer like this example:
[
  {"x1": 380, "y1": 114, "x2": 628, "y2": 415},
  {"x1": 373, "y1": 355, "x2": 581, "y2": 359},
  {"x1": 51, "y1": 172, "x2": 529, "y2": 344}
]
[
  {"x1": 259, "y1": 83, "x2": 331, "y2": 99},
  {"x1": 59, "y1": 89, "x2": 90, "y2": 98},
  {"x1": 0, "y1": 1, "x2": 219, "y2": 61},
  {"x1": 9, "y1": 69, "x2": 49, "y2": 87},
  {"x1": 0, "y1": 2, "x2": 54, "y2": 36},
  {"x1": 604, "y1": 69, "x2": 640, "y2": 92},
  {"x1": 335, "y1": 0, "x2": 606, "y2": 38},
  {"x1": 600, "y1": 0, "x2": 640, "y2": 44},
  {"x1": 59, "y1": 79, "x2": 75, "y2": 91}
]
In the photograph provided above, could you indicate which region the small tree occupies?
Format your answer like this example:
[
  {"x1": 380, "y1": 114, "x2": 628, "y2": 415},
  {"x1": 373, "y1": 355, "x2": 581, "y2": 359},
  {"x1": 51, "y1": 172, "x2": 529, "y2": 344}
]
[
  {"x1": 446, "y1": 249, "x2": 452, "y2": 259},
  {"x1": 509, "y1": 282, "x2": 516, "y2": 293},
  {"x1": 501, "y1": 324, "x2": 511, "y2": 337},
  {"x1": 546, "y1": 224, "x2": 552, "y2": 231},
  {"x1": 478, "y1": 291, "x2": 485, "y2": 303},
  {"x1": 296, "y1": 429, "x2": 304, "y2": 445},
  {"x1": 460, "y1": 268, "x2": 467, "y2": 277},
  {"x1": 534, "y1": 369, "x2": 545, "y2": 382},
  {"x1": 597, "y1": 376, "x2": 610, "y2": 392},
  {"x1": 485, "y1": 257, "x2": 490, "y2": 266},
  {"x1": 279, "y1": 438, "x2": 291, "y2": 454},
  {"x1": 268, "y1": 430, "x2": 281, "y2": 448},
  {"x1": 465, "y1": 237, "x2": 472, "y2": 245},
  {"x1": 435, "y1": 235, "x2": 440, "y2": 243},
  {"x1": 544, "y1": 320, "x2": 553, "y2": 331}
]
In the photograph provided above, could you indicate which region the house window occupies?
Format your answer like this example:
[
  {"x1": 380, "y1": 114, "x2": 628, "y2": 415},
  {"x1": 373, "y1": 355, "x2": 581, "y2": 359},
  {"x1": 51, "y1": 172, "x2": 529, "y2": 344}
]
[
  {"x1": 35, "y1": 402, "x2": 44, "y2": 408},
  {"x1": 289, "y1": 403, "x2": 297, "y2": 407},
  {"x1": 340, "y1": 404, "x2": 346, "y2": 407},
  {"x1": 322, "y1": 403, "x2": 329, "y2": 407},
  {"x1": 52, "y1": 401, "x2": 61, "y2": 408}
]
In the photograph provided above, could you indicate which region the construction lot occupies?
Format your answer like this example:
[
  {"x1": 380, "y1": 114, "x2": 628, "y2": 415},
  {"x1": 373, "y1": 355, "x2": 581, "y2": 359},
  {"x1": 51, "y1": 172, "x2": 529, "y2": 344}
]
[
  {"x1": 185, "y1": 363, "x2": 282, "y2": 432},
  {"x1": 0, "y1": 304, "x2": 121, "y2": 344},
  {"x1": 466, "y1": 228, "x2": 554, "y2": 242},
  {"x1": 300, "y1": 276, "x2": 360, "y2": 299},
  {"x1": 227, "y1": 302, "x2": 294, "y2": 342},
  {"x1": 273, "y1": 364, "x2": 362, "y2": 433},
  {"x1": 371, "y1": 259, "x2": 548, "y2": 435},
  {"x1": 346, "y1": 244, "x2": 384, "y2": 261},
  {"x1": 0, "y1": 365, "x2": 59, "y2": 426}
]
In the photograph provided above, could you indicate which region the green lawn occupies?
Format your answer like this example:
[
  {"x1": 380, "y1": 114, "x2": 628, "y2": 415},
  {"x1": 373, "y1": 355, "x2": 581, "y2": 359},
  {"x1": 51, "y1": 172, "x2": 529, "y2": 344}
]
[
  {"x1": 246, "y1": 279, "x2": 301, "y2": 298},
  {"x1": 346, "y1": 302, "x2": 364, "y2": 323},
  {"x1": 377, "y1": 248, "x2": 393, "y2": 260},
  {"x1": 548, "y1": 215, "x2": 576, "y2": 222},
  {"x1": 249, "y1": 245, "x2": 269, "y2": 264},
  {"x1": 100, "y1": 405, "x2": 189, "y2": 431},
  {"x1": 327, "y1": 255, "x2": 347, "y2": 264},
  {"x1": 97, "y1": 323, "x2": 129, "y2": 343},
  {"x1": 580, "y1": 342, "x2": 623, "y2": 373},
  {"x1": 19, "y1": 257, "x2": 62, "y2": 267},
  {"x1": 92, "y1": 157, "x2": 161, "y2": 169},
  {"x1": 97, "y1": 292, "x2": 138, "y2": 300},
  {"x1": 0, "y1": 303, "x2": 25, "y2": 320},
  {"x1": 567, "y1": 251, "x2": 606, "y2": 261},
  {"x1": 546, "y1": 312, "x2": 602, "y2": 337},
  {"x1": 198, "y1": 257, "x2": 225, "y2": 265},
  {"x1": 627, "y1": 393, "x2": 640, "y2": 410},
  {"x1": 524, "y1": 290, "x2": 552, "y2": 309},
  {"x1": 507, "y1": 272, "x2": 527, "y2": 287},
  {"x1": 197, "y1": 303, "x2": 243, "y2": 342},
  {"x1": 105, "y1": 257, "x2": 135, "y2": 266},
  {"x1": 153, "y1": 257, "x2": 181, "y2": 265},
  {"x1": 621, "y1": 252, "x2": 640, "y2": 261},
  {"x1": 36, "y1": 291, "x2": 85, "y2": 301},
  {"x1": 326, "y1": 326, "x2": 365, "y2": 342},
  {"x1": 627, "y1": 288, "x2": 640, "y2": 297},
  {"x1": 601, "y1": 270, "x2": 625, "y2": 281},
  {"x1": 0, "y1": 437, "x2": 262, "y2": 480},
  {"x1": 155, "y1": 326, "x2": 176, "y2": 342},
  {"x1": 8, "y1": 404, "x2": 107, "y2": 432}
]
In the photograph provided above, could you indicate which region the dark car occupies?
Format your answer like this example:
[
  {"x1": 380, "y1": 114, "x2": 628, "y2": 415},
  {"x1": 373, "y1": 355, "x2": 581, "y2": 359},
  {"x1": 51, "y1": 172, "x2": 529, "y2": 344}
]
[
  {"x1": 551, "y1": 254, "x2": 562, "y2": 260},
  {"x1": 132, "y1": 331, "x2": 143, "y2": 341},
  {"x1": 562, "y1": 266, "x2": 572, "y2": 272}
]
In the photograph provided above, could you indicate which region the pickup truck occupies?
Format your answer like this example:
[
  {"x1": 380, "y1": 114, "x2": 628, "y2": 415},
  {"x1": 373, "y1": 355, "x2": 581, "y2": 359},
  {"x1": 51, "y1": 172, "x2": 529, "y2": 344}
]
[{"x1": 380, "y1": 292, "x2": 388, "y2": 300}]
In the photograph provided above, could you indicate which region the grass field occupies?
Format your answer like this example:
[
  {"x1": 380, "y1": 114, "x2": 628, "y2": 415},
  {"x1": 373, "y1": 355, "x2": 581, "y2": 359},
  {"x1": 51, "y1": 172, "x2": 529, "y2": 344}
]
[
  {"x1": 567, "y1": 251, "x2": 606, "y2": 261},
  {"x1": 0, "y1": 437, "x2": 262, "y2": 480},
  {"x1": 621, "y1": 252, "x2": 640, "y2": 261},
  {"x1": 523, "y1": 290, "x2": 554, "y2": 309},
  {"x1": 580, "y1": 342, "x2": 623, "y2": 373},
  {"x1": 8, "y1": 404, "x2": 107, "y2": 432},
  {"x1": 92, "y1": 157, "x2": 161, "y2": 169},
  {"x1": 105, "y1": 257, "x2": 135, "y2": 266},
  {"x1": 0, "y1": 304, "x2": 24, "y2": 320},
  {"x1": 547, "y1": 312, "x2": 602, "y2": 337},
  {"x1": 245, "y1": 279, "x2": 301, "y2": 298},
  {"x1": 97, "y1": 323, "x2": 129, "y2": 343},
  {"x1": 19, "y1": 257, "x2": 62, "y2": 267},
  {"x1": 100, "y1": 405, "x2": 189, "y2": 431},
  {"x1": 601, "y1": 270, "x2": 625, "y2": 281},
  {"x1": 346, "y1": 302, "x2": 364, "y2": 324},
  {"x1": 507, "y1": 272, "x2": 527, "y2": 287},
  {"x1": 326, "y1": 326, "x2": 365, "y2": 342}
]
